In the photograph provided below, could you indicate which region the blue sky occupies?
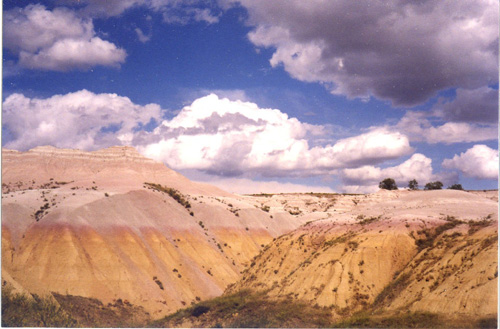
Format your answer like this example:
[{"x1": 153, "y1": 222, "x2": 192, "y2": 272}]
[{"x1": 2, "y1": 0, "x2": 499, "y2": 193}]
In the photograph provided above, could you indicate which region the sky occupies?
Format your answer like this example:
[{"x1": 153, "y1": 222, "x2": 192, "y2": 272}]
[{"x1": 2, "y1": 0, "x2": 499, "y2": 194}]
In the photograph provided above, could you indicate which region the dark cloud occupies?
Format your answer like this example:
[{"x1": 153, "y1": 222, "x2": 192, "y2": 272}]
[
  {"x1": 434, "y1": 87, "x2": 499, "y2": 123},
  {"x1": 229, "y1": 0, "x2": 498, "y2": 106}
]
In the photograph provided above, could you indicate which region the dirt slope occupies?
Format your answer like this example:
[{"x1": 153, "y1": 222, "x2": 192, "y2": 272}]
[
  {"x1": 1, "y1": 146, "x2": 305, "y2": 318},
  {"x1": 228, "y1": 190, "x2": 498, "y2": 320}
]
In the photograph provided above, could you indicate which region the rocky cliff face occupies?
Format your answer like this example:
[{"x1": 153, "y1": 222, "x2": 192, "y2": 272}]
[{"x1": 1, "y1": 146, "x2": 305, "y2": 318}]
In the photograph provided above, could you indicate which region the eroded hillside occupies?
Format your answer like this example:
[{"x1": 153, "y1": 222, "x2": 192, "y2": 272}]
[
  {"x1": 2, "y1": 146, "x2": 497, "y2": 326},
  {"x1": 228, "y1": 190, "x2": 498, "y2": 321},
  {"x1": 1, "y1": 146, "x2": 306, "y2": 318}
]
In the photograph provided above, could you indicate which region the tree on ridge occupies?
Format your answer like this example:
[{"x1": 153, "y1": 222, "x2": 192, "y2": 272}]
[
  {"x1": 379, "y1": 178, "x2": 398, "y2": 190},
  {"x1": 408, "y1": 179, "x2": 419, "y2": 190}
]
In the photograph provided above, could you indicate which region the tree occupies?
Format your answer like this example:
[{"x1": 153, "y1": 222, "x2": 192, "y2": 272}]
[
  {"x1": 424, "y1": 181, "x2": 443, "y2": 190},
  {"x1": 408, "y1": 179, "x2": 419, "y2": 190},
  {"x1": 448, "y1": 184, "x2": 464, "y2": 190},
  {"x1": 379, "y1": 178, "x2": 398, "y2": 190}
]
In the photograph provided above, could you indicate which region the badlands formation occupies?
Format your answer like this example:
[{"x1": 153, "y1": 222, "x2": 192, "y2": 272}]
[
  {"x1": 1, "y1": 146, "x2": 498, "y2": 326},
  {"x1": 2, "y1": 146, "x2": 305, "y2": 318}
]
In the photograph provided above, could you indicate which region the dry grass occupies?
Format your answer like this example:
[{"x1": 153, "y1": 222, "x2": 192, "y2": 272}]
[
  {"x1": 1, "y1": 287, "x2": 77, "y2": 327},
  {"x1": 150, "y1": 289, "x2": 333, "y2": 328}
]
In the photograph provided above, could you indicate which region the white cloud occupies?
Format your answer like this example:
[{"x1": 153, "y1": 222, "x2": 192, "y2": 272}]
[
  {"x1": 232, "y1": 0, "x2": 498, "y2": 106},
  {"x1": 80, "y1": 0, "x2": 146, "y2": 17},
  {"x1": 341, "y1": 185, "x2": 379, "y2": 194},
  {"x1": 442, "y1": 145, "x2": 499, "y2": 179},
  {"x1": 341, "y1": 154, "x2": 434, "y2": 190},
  {"x1": 339, "y1": 153, "x2": 460, "y2": 193},
  {"x1": 2, "y1": 90, "x2": 162, "y2": 151},
  {"x1": 136, "y1": 94, "x2": 412, "y2": 176},
  {"x1": 79, "y1": 0, "x2": 220, "y2": 24},
  {"x1": 3, "y1": 4, "x2": 126, "y2": 71},
  {"x1": 135, "y1": 28, "x2": 152, "y2": 43},
  {"x1": 3, "y1": 91, "x2": 416, "y2": 184},
  {"x1": 395, "y1": 112, "x2": 498, "y2": 144},
  {"x1": 320, "y1": 128, "x2": 413, "y2": 168}
]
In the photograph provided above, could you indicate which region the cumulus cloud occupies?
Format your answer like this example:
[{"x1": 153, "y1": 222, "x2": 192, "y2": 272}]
[
  {"x1": 2, "y1": 91, "x2": 412, "y2": 179},
  {"x1": 433, "y1": 87, "x2": 499, "y2": 123},
  {"x1": 342, "y1": 154, "x2": 431, "y2": 189},
  {"x1": 3, "y1": 4, "x2": 126, "y2": 71},
  {"x1": 229, "y1": 0, "x2": 498, "y2": 106},
  {"x1": 2, "y1": 90, "x2": 161, "y2": 151},
  {"x1": 340, "y1": 153, "x2": 457, "y2": 193},
  {"x1": 442, "y1": 145, "x2": 499, "y2": 179},
  {"x1": 136, "y1": 94, "x2": 412, "y2": 176},
  {"x1": 394, "y1": 112, "x2": 498, "y2": 144}
]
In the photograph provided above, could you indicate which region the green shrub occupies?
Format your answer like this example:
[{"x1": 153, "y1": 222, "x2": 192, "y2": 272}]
[
  {"x1": 379, "y1": 178, "x2": 398, "y2": 190},
  {"x1": 447, "y1": 184, "x2": 464, "y2": 190},
  {"x1": 424, "y1": 181, "x2": 443, "y2": 190}
]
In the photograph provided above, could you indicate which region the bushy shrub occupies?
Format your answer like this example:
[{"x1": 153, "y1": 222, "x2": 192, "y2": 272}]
[
  {"x1": 447, "y1": 184, "x2": 464, "y2": 190},
  {"x1": 379, "y1": 178, "x2": 398, "y2": 190},
  {"x1": 424, "y1": 181, "x2": 443, "y2": 190}
]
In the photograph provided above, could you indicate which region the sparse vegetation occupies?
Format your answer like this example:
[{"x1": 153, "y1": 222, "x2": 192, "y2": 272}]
[
  {"x1": 53, "y1": 292, "x2": 150, "y2": 327},
  {"x1": 372, "y1": 273, "x2": 411, "y2": 307},
  {"x1": 415, "y1": 217, "x2": 464, "y2": 251},
  {"x1": 468, "y1": 218, "x2": 492, "y2": 235},
  {"x1": 358, "y1": 215, "x2": 380, "y2": 226},
  {"x1": 335, "y1": 311, "x2": 441, "y2": 328},
  {"x1": 288, "y1": 207, "x2": 302, "y2": 215},
  {"x1": 34, "y1": 202, "x2": 51, "y2": 221},
  {"x1": 150, "y1": 289, "x2": 333, "y2": 328},
  {"x1": 144, "y1": 182, "x2": 192, "y2": 212},
  {"x1": 247, "y1": 193, "x2": 275, "y2": 197},
  {"x1": 2, "y1": 287, "x2": 77, "y2": 327}
]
